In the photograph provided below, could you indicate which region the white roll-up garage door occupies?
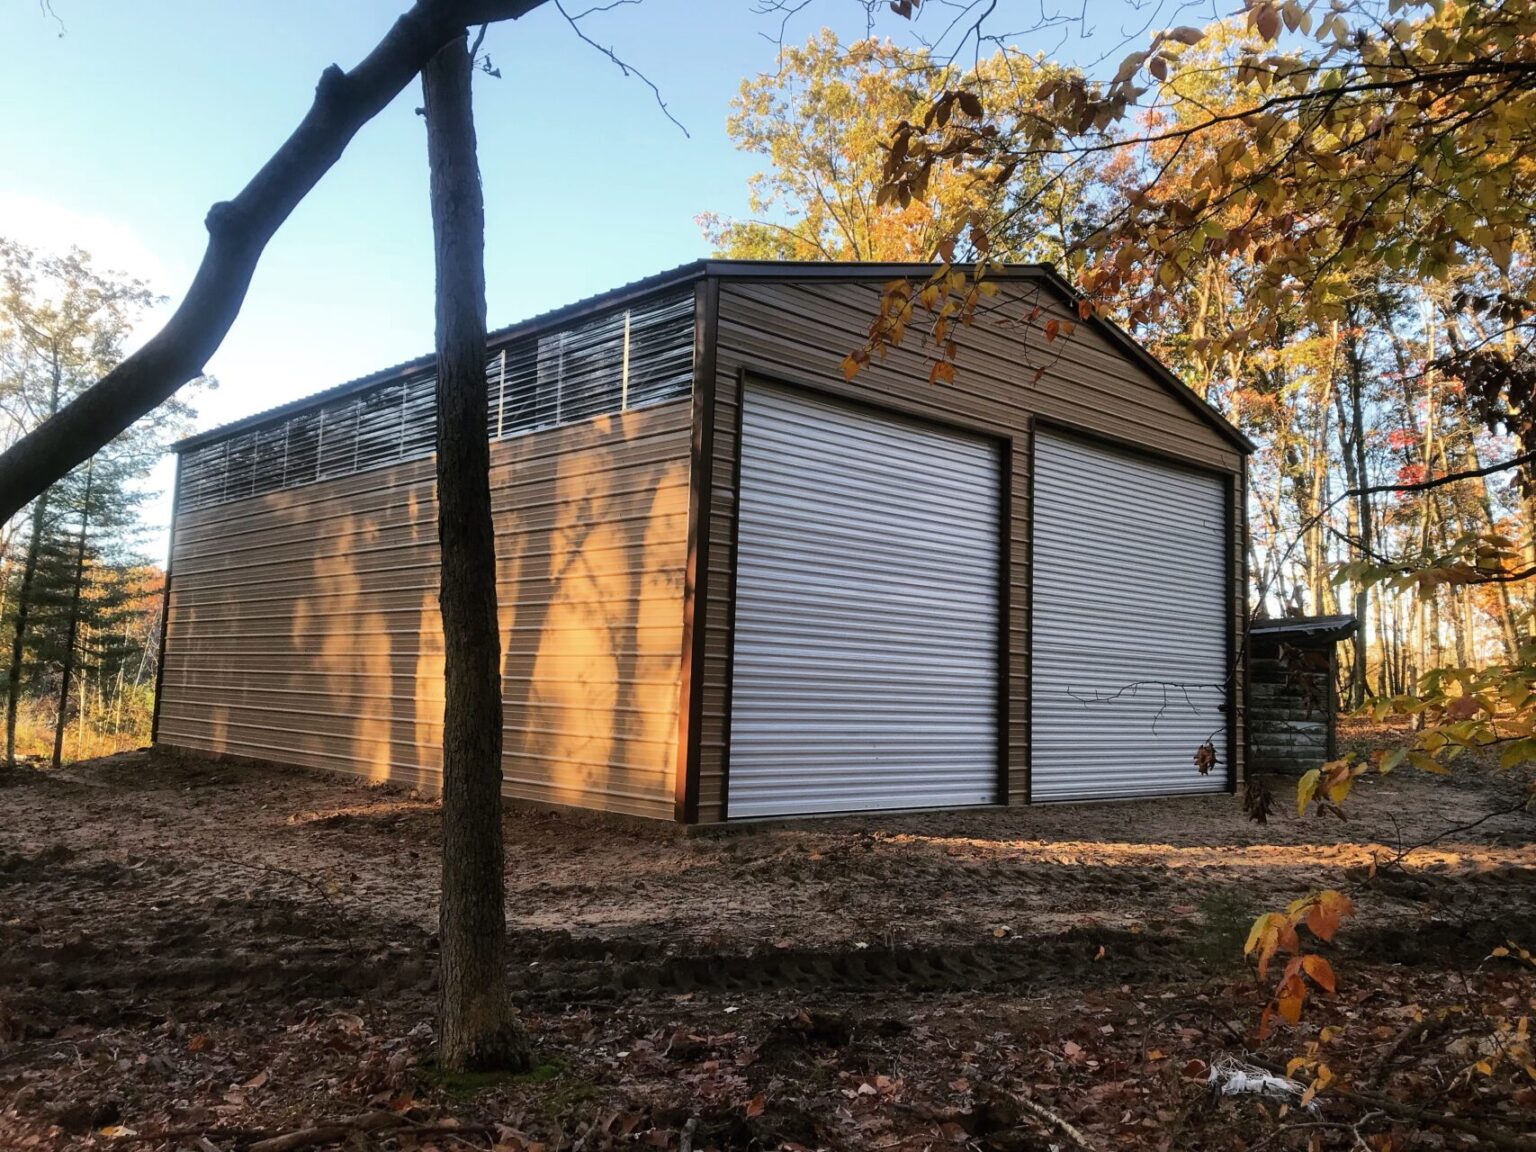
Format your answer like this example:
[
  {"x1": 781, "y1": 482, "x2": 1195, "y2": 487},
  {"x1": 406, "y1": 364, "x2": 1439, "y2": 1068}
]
[
  {"x1": 1031, "y1": 429, "x2": 1229, "y2": 801},
  {"x1": 727, "y1": 381, "x2": 1001, "y2": 818}
]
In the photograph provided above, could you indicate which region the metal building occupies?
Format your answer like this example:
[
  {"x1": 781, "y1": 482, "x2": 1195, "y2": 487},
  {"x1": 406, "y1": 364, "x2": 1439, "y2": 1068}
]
[{"x1": 155, "y1": 261, "x2": 1252, "y2": 823}]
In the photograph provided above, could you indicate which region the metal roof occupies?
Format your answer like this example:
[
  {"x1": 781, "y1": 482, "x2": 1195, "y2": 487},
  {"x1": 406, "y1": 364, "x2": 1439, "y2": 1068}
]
[
  {"x1": 1250, "y1": 614, "x2": 1359, "y2": 645},
  {"x1": 173, "y1": 259, "x2": 1254, "y2": 454}
]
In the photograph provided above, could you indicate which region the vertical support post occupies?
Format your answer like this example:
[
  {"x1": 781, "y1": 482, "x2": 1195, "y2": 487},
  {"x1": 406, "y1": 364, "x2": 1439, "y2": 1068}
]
[
  {"x1": 150, "y1": 453, "x2": 182, "y2": 746},
  {"x1": 620, "y1": 310, "x2": 632, "y2": 410}
]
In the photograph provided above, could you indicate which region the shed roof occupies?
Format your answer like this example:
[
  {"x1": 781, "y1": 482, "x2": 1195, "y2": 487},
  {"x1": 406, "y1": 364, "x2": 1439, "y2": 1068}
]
[
  {"x1": 1250, "y1": 614, "x2": 1359, "y2": 646},
  {"x1": 173, "y1": 260, "x2": 1253, "y2": 454}
]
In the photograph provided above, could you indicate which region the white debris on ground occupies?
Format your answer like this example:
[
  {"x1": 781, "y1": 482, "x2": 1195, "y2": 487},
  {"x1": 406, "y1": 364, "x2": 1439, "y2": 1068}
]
[{"x1": 1206, "y1": 1057, "x2": 1320, "y2": 1112}]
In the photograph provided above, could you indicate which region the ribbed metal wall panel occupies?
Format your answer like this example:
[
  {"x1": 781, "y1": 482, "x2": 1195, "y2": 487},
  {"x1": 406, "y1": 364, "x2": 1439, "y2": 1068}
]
[
  {"x1": 727, "y1": 382, "x2": 1000, "y2": 818},
  {"x1": 159, "y1": 400, "x2": 691, "y2": 820},
  {"x1": 1030, "y1": 430, "x2": 1227, "y2": 801}
]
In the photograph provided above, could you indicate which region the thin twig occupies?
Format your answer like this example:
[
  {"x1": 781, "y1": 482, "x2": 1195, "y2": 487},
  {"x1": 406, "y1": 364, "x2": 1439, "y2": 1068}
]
[
  {"x1": 1014, "y1": 1093, "x2": 1100, "y2": 1152},
  {"x1": 1333, "y1": 1086, "x2": 1536, "y2": 1152},
  {"x1": 553, "y1": 0, "x2": 689, "y2": 136},
  {"x1": 244, "y1": 1113, "x2": 495, "y2": 1152},
  {"x1": 1372, "y1": 798, "x2": 1530, "y2": 877}
]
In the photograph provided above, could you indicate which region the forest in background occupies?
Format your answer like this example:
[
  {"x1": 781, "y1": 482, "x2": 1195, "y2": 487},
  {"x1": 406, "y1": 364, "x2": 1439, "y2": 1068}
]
[
  {"x1": 0, "y1": 240, "x2": 195, "y2": 765},
  {"x1": 4, "y1": 1, "x2": 1531, "y2": 763},
  {"x1": 701, "y1": 13, "x2": 1535, "y2": 711}
]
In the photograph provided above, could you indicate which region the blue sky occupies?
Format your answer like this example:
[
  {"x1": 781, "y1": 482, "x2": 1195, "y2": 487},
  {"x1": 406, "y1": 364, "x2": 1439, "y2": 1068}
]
[{"x1": 0, "y1": 0, "x2": 1218, "y2": 556}]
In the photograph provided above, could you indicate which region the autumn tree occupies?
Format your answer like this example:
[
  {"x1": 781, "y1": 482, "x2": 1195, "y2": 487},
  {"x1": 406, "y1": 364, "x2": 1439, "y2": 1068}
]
[
  {"x1": 867, "y1": 0, "x2": 1535, "y2": 388},
  {"x1": 0, "y1": 240, "x2": 193, "y2": 766},
  {"x1": 702, "y1": 30, "x2": 1089, "y2": 263}
]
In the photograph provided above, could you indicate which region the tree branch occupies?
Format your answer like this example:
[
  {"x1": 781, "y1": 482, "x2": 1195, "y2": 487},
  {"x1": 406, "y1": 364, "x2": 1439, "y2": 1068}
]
[
  {"x1": 553, "y1": 0, "x2": 689, "y2": 136},
  {"x1": 1344, "y1": 449, "x2": 1536, "y2": 500},
  {"x1": 0, "y1": 0, "x2": 548, "y2": 525}
]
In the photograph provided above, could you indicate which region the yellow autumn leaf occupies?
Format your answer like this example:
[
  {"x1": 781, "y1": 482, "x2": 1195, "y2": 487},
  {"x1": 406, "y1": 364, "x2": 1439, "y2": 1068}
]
[{"x1": 1296, "y1": 768, "x2": 1320, "y2": 816}]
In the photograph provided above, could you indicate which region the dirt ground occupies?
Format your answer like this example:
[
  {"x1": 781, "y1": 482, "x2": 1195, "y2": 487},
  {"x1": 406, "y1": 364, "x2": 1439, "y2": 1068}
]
[{"x1": 2, "y1": 731, "x2": 1535, "y2": 1151}]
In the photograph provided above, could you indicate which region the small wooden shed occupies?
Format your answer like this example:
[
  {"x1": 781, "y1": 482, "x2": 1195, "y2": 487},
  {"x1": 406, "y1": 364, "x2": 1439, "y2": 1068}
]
[
  {"x1": 153, "y1": 261, "x2": 1253, "y2": 822},
  {"x1": 1247, "y1": 615, "x2": 1358, "y2": 775}
]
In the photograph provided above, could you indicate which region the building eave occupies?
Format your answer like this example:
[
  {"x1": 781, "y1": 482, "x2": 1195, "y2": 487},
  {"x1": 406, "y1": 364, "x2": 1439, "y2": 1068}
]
[{"x1": 174, "y1": 259, "x2": 1254, "y2": 457}]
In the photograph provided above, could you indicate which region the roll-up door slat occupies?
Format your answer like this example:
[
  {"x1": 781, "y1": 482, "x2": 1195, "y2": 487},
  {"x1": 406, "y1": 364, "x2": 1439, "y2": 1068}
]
[
  {"x1": 1030, "y1": 430, "x2": 1228, "y2": 801},
  {"x1": 728, "y1": 382, "x2": 1001, "y2": 818}
]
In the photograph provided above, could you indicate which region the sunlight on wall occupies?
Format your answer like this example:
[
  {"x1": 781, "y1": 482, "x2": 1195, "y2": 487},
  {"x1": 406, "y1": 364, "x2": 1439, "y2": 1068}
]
[
  {"x1": 495, "y1": 402, "x2": 691, "y2": 819},
  {"x1": 308, "y1": 536, "x2": 375, "y2": 782},
  {"x1": 160, "y1": 402, "x2": 690, "y2": 819},
  {"x1": 634, "y1": 462, "x2": 690, "y2": 757}
]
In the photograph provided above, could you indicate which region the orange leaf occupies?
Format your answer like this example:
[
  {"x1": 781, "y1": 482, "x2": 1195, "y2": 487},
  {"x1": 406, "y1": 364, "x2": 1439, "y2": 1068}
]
[
  {"x1": 744, "y1": 1094, "x2": 766, "y2": 1118},
  {"x1": 1305, "y1": 890, "x2": 1353, "y2": 943},
  {"x1": 1305, "y1": 904, "x2": 1337, "y2": 942},
  {"x1": 1302, "y1": 955, "x2": 1336, "y2": 993},
  {"x1": 1277, "y1": 921, "x2": 1300, "y2": 957},
  {"x1": 1044, "y1": 318, "x2": 1060, "y2": 341},
  {"x1": 1445, "y1": 695, "x2": 1479, "y2": 720}
]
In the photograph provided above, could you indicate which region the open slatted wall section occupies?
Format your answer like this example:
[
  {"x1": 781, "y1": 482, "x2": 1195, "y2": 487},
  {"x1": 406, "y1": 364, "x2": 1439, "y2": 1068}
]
[{"x1": 176, "y1": 291, "x2": 694, "y2": 514}]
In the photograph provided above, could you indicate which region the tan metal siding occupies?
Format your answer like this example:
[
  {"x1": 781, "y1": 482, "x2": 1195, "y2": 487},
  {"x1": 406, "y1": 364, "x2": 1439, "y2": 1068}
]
[
  {"x1": 695, "y1": 278, "x2": 1243, "y2": 822},
  {"x1": 489, "y1": 402, "x2": 690, "y2": 819},
  {"x1": 160, "y1": 400, "x2": 691, "y2": 819}
]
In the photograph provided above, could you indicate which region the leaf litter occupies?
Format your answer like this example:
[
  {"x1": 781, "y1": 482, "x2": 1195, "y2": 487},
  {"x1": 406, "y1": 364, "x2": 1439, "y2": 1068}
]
[{"x1": 0, "y1": 741, "x2": 1533, "y2": 1149}]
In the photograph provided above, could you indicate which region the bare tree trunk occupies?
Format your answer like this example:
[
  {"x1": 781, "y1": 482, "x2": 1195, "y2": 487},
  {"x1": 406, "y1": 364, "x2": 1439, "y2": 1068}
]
[
  {"x1": 0, "y1": 0, "x2": 546, "y2": 526},
  {"x1": 423, "y1": 29, "x2": 530, "y2": 1075},
  {"x1": 1308, "y1": 345, "x2": 1336, "y2": 616},
  {"x1": 52, "y1": 459, "x2": 94, "y2": 769},
  {"x1": 1334, "y1": 310, "x2": 1374, "y2": 706},
  {"x1": 4, "y1": 490, "x2": 49, "y2": 766},
  {"x1": 1463, "y1": 438, "x2": 1521, "y2": 661}
]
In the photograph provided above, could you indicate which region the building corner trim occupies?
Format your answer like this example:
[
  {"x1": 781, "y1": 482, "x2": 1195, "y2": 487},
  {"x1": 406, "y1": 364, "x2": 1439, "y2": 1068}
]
[{"x1": 674, "y1": 277, "x2": 720, "y2": 823}]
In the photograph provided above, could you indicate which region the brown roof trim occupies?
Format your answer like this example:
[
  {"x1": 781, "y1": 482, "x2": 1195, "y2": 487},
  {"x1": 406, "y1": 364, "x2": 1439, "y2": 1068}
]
[{"x1": 175, "y1": 259, "x2": 1253, "y2": 455}]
